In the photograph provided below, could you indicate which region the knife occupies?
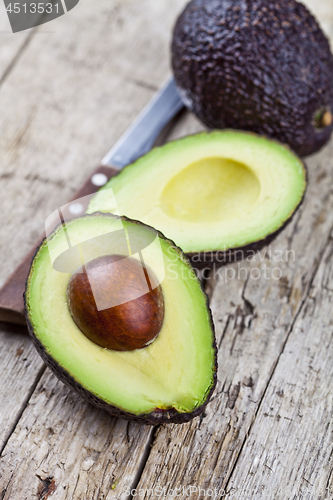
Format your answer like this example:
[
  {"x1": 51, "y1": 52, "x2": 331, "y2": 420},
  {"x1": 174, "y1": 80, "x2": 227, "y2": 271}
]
[{"x1": 0, "y1": 78, "x2": 184, "y2": 325}]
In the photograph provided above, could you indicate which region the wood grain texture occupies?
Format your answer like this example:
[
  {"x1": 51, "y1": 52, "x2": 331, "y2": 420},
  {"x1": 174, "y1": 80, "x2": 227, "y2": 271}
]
[
  {"x1": 0, "y1": 165, "x2": 117, "y2": 324},
  {"x1": 133, "y1": 143, "x2": 333, "y2": 498},
  {"x1": 0, "y1": 369, "x2": 153, "y2": 500},
  {"x1": 0, "y1": 1, "x2": 63, "y2": 84},
  {"x1": 0, "y1": 1, "x2": 188, "y2": 497},
  {"x1": 131, "y1": 6, "x2": 333, "y2": 497},
  {"x1": 226, "y1": 238, "x2": 333, "y2": 499},
  {"x1": 0, "y1": 323, "x2": 44, "y2": 453},
  {"x1": 0, "y1": 115, "x2": 205, "y2": 499},
  {"x1": 0, "y1": 0, "x2": 187, "y2": 291},
  {"x1": 0, "y1": 2, "x2": 33, "y2": 82},
  {"x1": 1, "y1": 0, "x2": 333, "y2": 498}
]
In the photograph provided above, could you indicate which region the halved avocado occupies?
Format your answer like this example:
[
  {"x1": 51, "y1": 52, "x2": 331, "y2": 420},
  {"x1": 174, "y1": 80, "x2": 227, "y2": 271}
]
[
  {"x1": 24, "y1": 213, "x2": 217, "y2": 424},
  {"x1": 87, "y1": 131, "x2": 307, "y2": 267}
]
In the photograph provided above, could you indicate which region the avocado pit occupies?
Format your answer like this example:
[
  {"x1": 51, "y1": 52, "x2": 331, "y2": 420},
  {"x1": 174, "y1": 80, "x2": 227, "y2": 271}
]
[{"x1": 67, "y1": 254, "x2": 164, "y2": 351}]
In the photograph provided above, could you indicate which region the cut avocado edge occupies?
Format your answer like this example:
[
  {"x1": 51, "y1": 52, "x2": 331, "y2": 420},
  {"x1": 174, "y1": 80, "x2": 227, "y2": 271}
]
[
  {"x1": 24, "y1": 213, "x2": 217, "y2": 425},
  {"x1": 87, "y1": 130, "x2": 307, "y2": 263},
  {"x1": 27, "y1": 327, "x2": 217, "y2": 425}
]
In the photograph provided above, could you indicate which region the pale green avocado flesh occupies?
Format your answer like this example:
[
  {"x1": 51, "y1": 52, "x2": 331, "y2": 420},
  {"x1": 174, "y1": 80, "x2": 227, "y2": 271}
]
[
  {"x1": 88, "y1": 131, "x2": 306, "y2": 253},
  {"x1": 25, "y1": 215, "x2": 216, "y2": 416}
]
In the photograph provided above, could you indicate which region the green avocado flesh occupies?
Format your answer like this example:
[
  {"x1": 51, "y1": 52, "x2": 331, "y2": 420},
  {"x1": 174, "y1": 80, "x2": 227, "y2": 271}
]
[
  {"x1": 88, "y1": 131, "x2": 306, "y2": 254},
  {"x1": 25, "y1": 214, "x2": 216, "y2": 417}
]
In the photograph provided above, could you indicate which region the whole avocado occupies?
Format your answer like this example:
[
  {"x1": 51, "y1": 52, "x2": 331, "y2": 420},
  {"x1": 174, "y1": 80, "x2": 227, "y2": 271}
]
[{"x1": 172, "y1": 0, "x2": 333, "y2": 157}]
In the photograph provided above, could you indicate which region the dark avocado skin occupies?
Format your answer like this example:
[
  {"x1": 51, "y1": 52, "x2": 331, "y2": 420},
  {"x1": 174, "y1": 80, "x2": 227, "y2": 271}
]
[
  {"x1": 187, "y1": 211, "x2": 300, "y2": 270},
  {"x1": 172, "y1": 0, "x2": 333, "y2": 157},
  {"x1": 24, "y1": 213, "x2": 217, "y2": 426}
]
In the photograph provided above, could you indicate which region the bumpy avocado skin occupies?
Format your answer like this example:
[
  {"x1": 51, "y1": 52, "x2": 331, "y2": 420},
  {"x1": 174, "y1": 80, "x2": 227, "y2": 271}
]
[
  {"x1": 187, "y1": 210, "x2": 302, "y2": 270},
  {"x1": 172, "y1": 0, "x2": 333, "y2": 157},
  {"x1": 24, "y1": 214, "x2": 217, "y2": 425}
]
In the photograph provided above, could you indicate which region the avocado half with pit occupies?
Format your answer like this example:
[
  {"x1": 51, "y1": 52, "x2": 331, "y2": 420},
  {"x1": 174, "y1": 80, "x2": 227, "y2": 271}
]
[
  {"x1": 88, "y1": 131, "x2": 307, "y2": 267},
  {"x1": 25, "y1": 213, "x2": 217, "y2": 424}
]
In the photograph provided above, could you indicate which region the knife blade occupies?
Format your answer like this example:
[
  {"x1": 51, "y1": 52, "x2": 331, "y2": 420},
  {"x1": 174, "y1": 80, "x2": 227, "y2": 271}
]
[
  {"x1": 0, "y1": 78, "x2": 184, "y2": 325},
  {"x1": 103, "y1": 78, "x2": 184, "y2": 168}
]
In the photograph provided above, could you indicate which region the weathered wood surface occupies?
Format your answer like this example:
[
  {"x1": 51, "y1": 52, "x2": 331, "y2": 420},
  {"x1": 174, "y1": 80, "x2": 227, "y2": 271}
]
[
  {"x1": 0, "y1": 0, "x2": 189, "y2": 495},
  {"x1": 227, "y1": 239, "x2": 333, "y2": 499},
  {"x1": 1, "y1": 0, "x2": 333, "y2": 499},
  {"x1": 0, "y1": 2, "x2": 32, "y2": 81},
  {"x1": 135, "y1": 144, "x2": 333, "y2": 500},
  {"x1": 0, "y1": 368, "x2": 154, "y2": 500},
  {"x1": 0, "y1": 323, "x2": 44, "y2": 453},
  {"x1": 0, "y1": 165, "x2": 117, "y2": 325}
]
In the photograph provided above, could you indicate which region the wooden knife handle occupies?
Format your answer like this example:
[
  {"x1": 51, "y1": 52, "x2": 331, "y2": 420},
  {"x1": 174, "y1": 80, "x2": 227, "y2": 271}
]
[{"x1": 0, "y1": 165, "x2": 119, "y2": 326}]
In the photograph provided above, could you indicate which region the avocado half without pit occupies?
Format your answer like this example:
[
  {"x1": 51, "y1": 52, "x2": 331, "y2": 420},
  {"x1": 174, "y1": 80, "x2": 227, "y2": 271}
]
[
  {"x1": 25, "y1": 213, "x2": 217, "y2": 424},
  {"x1": 88, "y1": 131, "x2": 307, "y2": 267}
]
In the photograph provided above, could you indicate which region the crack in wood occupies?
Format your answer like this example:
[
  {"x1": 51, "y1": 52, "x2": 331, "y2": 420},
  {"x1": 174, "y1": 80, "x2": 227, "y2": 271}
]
[
  {"x1": 222, "y1": 222, "x2": 333, "y2": 496},
  {"x1": 227, "y1": 382, "x2": 241, "y2": 410},
  {"x1": 218, "y1": 315, "x2": 231, "y2": 349},
  {"x1": 24, "y1": 173, "x2": 66, "y2": 189},
  {"x1": 1, "y1": 2, "x2": 333, "y2": 498},
  {"x1": 0, "y1": 364, "x2": 46, "y2": 458},
  {"x1": 128, "y1": 78, "x2": 159, "y2": 92},
  {"x1": 119, "y1": 425, "x2": 158, "y2": 500},
  {"x1": 0, "y1": 471, "x2": 14, "y2": 500}
]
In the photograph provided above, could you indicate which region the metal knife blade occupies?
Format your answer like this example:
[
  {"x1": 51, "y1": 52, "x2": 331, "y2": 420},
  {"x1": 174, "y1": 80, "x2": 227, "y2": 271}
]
[{"x1": 102, "y1": 78, "x2": 184, "y2": 168}]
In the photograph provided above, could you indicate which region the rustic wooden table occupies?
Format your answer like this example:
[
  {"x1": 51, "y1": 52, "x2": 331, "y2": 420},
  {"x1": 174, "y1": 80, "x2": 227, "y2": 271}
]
[{"x1": 1, "y1": 1, "x2": 333, "y2": 499}]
